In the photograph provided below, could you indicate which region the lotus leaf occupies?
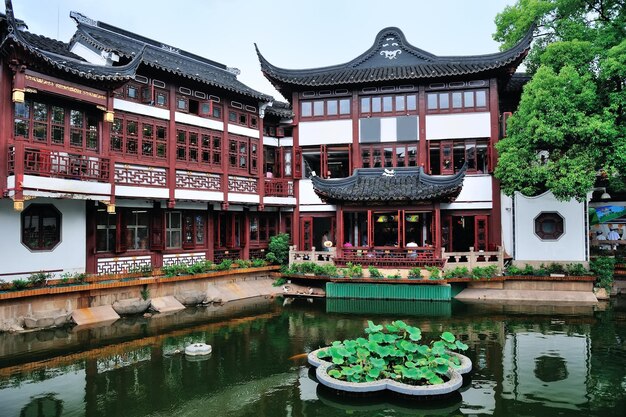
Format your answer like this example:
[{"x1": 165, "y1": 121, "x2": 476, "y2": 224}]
[
  {"x1": 365, "y1": 320, "x2": 383, "y2": 334},
  {"x1": 441, "y1": 331, "x2": 456, "y2": 343}
]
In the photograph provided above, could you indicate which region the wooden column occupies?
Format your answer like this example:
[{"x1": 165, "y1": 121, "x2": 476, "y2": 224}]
[
  {"x1": 434, "y1": 203, "x2": 441, "y2": 257},
  {"x1": 221, "y1": 101, "x2": 230, "y2": 210},
  {"x1": 291, "y1": 92, "x2": 300, "y2": 246},
  {"x1": 207, "y1": 203, "x2": 214, "y2": 261},
  {"x1": 257, "y1": 112, "x2": 265, "y2": 210},
  {"x1": 351, "y1": 90, "x2": 360, "y2": 169},
  {"x1": 489, "y1": 78, "x2": 502, "y2": 249},
  {"x1": 418, "y1": 85, "x2": 428, "y2": 170},
  {"x1": 242, "y1": 207, "x2": 250, "y2": 259},
  {"x1": 167, "y1": 84, "x2": 176, "y2": 208},
  {"x1": 337, "y1": 204, "x2": 344, "y2": 257}
]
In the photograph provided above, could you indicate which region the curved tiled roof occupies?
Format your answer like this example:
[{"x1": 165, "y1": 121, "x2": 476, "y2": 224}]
[
  {"x1": 1, "y1": 1, "x2": 140, "y2": 82},
  {"x1": 311, "y1": 166, "x2": 465, "y2": 204},
  {"x1": 266, "y1": 101, "x2": 293, "y2": 119},
  {"x1": 257, "y1": 26, "x2": 532, "y2": 96},
  {"x1": 69, "y1": 12, "x2": 272, "y2": 102}
]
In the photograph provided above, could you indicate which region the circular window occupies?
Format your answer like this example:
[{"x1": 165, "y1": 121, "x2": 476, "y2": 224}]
[
  {"x1": 534, "y1": 212, "x2": 564, "y2": 240},
  {"x1": 21, "y1": 204, "x2": 62, "y2": 251}
]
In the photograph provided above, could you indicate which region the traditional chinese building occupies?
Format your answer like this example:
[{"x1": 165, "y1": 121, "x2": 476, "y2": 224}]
[
  {"x1": 0, "y1": 1, "x2": 588, "y2": 281},
  {"x1": 0, "y1": 1, "x2": 295, "y2": 277}
]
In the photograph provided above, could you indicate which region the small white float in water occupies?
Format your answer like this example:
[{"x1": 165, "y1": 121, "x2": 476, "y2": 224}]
[{"x1": 185, "y1": 343, "x2": 212, "y2": 356}]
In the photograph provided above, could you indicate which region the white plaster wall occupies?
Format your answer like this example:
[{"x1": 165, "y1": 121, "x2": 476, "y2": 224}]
[
  {"x1": 425, "y1": 112, "x2": 491, "y2": 140},
  {"x1": 70, "y1": 42, "x2": 107, "y2": 65},
  {"x1": 500, "y1": 193, "x2": 514, "y2": 257},
  {"x1": 228, "y1": 193, "x2": 260, "y2": 204},
  {"x1": 454, "y1": 175, "x2": 492, "y2": 203},
  {"x1": 115, "y1": 185, "x2": 169, "y2": 199},
  {"x1": 513, "y1": 191, "x2": 586, "y2": 261},
  {"x1": 176, "y1": 112, "x2": 224, "y2": 131},
  {"x1": 264, "y1": 196, "x2": 297, "y2": 206},
  {"x1": 0, "y1": 199, "x2": 86, "y2": 280},
  {"x1": 113, "y1": 98, "x2": 170, "y2": 120},
  {"x1": 299, "y1": 120, "x2": 352, "y2": 146},
  {"x1": 22, "y1": 175, "x2": 111, "y2": 197},
  {"x1": 299, "y1": 179, "x2": 325, "y2": 205},
  {"x1": 175, "y1": 189, "x2": 223, "y2": 201},
  {"x1": 228, "y1": 124, "x2": 260, "y2": 138}
]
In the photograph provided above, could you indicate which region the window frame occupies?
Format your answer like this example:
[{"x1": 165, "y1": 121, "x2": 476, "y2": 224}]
[
  {"x1": 21, "y1": 204, "x2": 62, "y2": 251},
  {"x1": 300, "y1": 97, "x2": 351, "y2": 120},
  {"x1": 428, "y1": 139, "x2": 489, "y2": 175},
  {"x1": 359, "y1": 93, "x2": 418, "y2": 117},
  {"x1": 111, "y1": 115, "x2": 168, "y2": 161},
  {"x1": 360, "y1": 143, "x2": 418, "y2": 169},
  {"x1": 534, "y1": 212, "x2": 565, "y2": 240},
  {"x1": 426, "y1": 89, "x2": 489, "y2": 114}
]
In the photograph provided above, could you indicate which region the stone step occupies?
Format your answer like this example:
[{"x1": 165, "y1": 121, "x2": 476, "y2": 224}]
[
  {"x1": 150, "y1": 296, "x2": 185, "y2": 313},
  {"x1": 72, "y1": 305, "x2": 120, "y2": 326}
]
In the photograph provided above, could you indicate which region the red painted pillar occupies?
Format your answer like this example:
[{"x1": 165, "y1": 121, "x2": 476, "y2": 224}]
[
  {"x1": 167, "y1": 84, "x2": 177, "y2": 209},
  {"x1": 291, "y1": 92, "x2": 300, "y2": 247},
  {"x1": 418, "y1": 85, "x2": 428, "y2": 170},
  {"x1": 434, "y1": 203, "x2": 441, "y2": 257},
  {"x1": 489, "y1": 78, "x2": 502, "y2": 250}
]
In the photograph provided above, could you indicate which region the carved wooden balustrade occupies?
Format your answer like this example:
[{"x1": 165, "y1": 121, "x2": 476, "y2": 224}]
[
  {"x1": 8, "y1": 145, "x2": 110, "y2": 182},
  {"x1": 336, "y1": 246, "x2": 444, "y2": 268},
  {"x1": 264, "y1": 178, "x2": 294, "y2": 197}
]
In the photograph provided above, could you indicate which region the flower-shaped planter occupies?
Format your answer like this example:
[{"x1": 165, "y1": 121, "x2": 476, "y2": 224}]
[{"x1": 308, "y1": 348, "x2": 471, "y2": 397}]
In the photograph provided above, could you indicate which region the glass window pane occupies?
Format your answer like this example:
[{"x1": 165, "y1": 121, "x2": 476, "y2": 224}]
[
  {"x1": 382, "y1": 96, "x2": 393, "y2": 112},
  {"x1": 360, "y1": 97, "x2": 370, "y2": 113},
  {"x1": 406, "y1": 95, "x2": 417, "y2": 111},
  {"x1": 327, "y1": 100, "x2": 338, "y2": 115},
  {"x1": 476, "y1": 90, "x2": 487, "y2": 107},
  {"x1": 427, "y1": 94, "x2": 438, "y2": 110},
  {"x1": 313, "y1": 101, "x2": 324, "y2": 116},
  {"x1": 33, "y1": 102, "x2": 48, "y2": 121},
  {"x1": 396, "y1": 96, "x2": 405, "y2": 112},
  {"x1": 70, "y1": 110, "x2": 83, "y2": 127},
  {"x1": 301, "y1": 102, "x2": 312, "y2": 117},
  {"x1": 464, "y1": 91, "x2": 474, "y2": 108},
  {"x1": 339, "y1": 99, "x2": 350, "y2": 114},
  {"x1": 452, "y1": 92, "x2": 463, "y2": 108},
  {"x1": 371, "y1": 97, "x2": 381, "y2": 113},
  {"x1": 439, "y1": 93, "x2": 449, "y2": 109}
]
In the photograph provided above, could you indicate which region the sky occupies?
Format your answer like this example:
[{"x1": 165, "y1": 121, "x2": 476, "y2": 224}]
[{"x1": 12, "y1": 0, "x2": 516, "y2": 102}]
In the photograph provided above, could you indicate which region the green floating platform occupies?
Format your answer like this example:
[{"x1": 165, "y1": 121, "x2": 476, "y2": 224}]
[
  {"x1": 326, "y1": 298, "x2": 452, "y2": 317},
  {"x1": 326, "y1": 282, "x2": 451, "y2": 301}
]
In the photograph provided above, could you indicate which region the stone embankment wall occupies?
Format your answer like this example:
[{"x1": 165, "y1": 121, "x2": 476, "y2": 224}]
[{"x1": 0, "y1": 271, "x2": 280, "y2": 332}]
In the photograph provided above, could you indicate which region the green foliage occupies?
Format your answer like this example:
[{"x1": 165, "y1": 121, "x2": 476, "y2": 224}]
[
  {"x1": 316, "y1": 320, "x2": 468, "y2": 385},
  {"x1": 547, "y1": 263, "x2": 566, "y2": 274},
  {"x1": 425, "y1": 266, "x2": 442, "y2": 280},
  {"x1": 140, "y1": 286, "x2": 150, "y2": 301},
  {"x1": 188, "y1": 260, "x2": 213, "y2": 275},
  {"x1": 471, "y1": 265, "x2": 498, "y2": 280},
  {"x1": 234, "y1": 259, "x2": 252, "y2": 268},
  {"x1": 493, "y1": 0, "x2": 626, "y2": 200},
  {"x1": 251, "y1": 258, "x2": 266, "y2": 267},
  {"x1": 342, "y1": 262, "x2": 363, "y2": 278},
  {"x1": 11, "y1": 279, "x2": 29, "y2": 291},
  {"x1": 266, "y1": 233, "x2": 290, "y2": 265},
  {"x1": 272, "y1": 277, "x2": 287, "y2": 287},
  {"x1": 161, "y1": 264, "x2": 191, "y2": 277},
  {"x1": 443, "y1": 266, "x2": 471, "y2": 279},
  {"x1": 368, "y1": 265, "x2": 384, "y2": 278},
  {"x1": 386, "y1": 273, "x2": 402, "y2": 279},
  {"x1": 215, "y1": 259, "x2": 233, "y2": 271},
  {"x1": 27, "y1": 272, "x2": 50, "y2": 287},
  {"x1": 408, "y1": 267, "x2": 422, "y2": 279},
  {"x1": 590, "y1": 256, "x2": 615, "y2": 291},
  {"x1": 59, "y1": 271, "x2": 87, "y2": 284},
  {"x1": 566, "y1": 263, "x2": 588, "y2": 276},
  {"x1": 282, "y1": 262, "x2": 338, "y2": 277}
]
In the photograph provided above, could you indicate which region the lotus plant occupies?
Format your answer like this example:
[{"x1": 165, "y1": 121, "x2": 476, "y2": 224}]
[{"x1": 316, "y1": 320, "x2": 468, "y2": 385}]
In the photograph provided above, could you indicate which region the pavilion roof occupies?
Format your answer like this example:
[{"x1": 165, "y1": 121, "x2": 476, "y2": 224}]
[{"x1": 311, "y1": 166, "x2": 465, "y2": 205}]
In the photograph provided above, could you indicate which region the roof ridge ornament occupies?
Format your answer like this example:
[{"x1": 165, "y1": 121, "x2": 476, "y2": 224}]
[
  {"x1": 382, "y1": 168, "x2": 396, "y2": 177},
  {"x1": 69, "y1": 11, "x2": 98, "y2": 27}
]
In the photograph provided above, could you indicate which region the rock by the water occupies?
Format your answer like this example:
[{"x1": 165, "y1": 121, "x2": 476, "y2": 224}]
[
  {"x1": 175, "y1": 290, "x2": 207, "y2": 306},
  {"x1": 112, "y1": 298, "x2": 151, "y2": 315}
]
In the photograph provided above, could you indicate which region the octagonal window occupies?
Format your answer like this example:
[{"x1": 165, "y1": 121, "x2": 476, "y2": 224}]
[
  {"x1": 534, "y1": 212, "x2": 564, "y2": 240},
  {"x1": 21, "y1": 204, "x2": 61, "y2": 250}
]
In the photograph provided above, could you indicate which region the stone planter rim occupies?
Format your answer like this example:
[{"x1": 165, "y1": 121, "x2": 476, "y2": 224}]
[{"x1": 308, "y1": 348, "x2": 470, "y2": 397}]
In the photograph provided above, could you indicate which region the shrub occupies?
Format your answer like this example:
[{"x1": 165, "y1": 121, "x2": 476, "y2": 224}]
[
  {"x1": 251, "y1": 258, "x2": 266, "y2": 267},
  {"x1": 386, "y1": 272, "x2": 402, "y2": 279},
  {"x1": 272, "y1": 277, "x2": 287, "y2": 287},
  {"x1": 589, "y1": 256, "x2": 615, "y2": 291},
  {"x1": 534, "y1": 264, "x2": 549, "y2": 276},
  {"x1": 12, "y1": 279, "x2": 29, "y2": 291},
  {"x1": 188, "y1": 260, "x2": 213, "y2": 274},
  {"x1": 471, "y1": 265, "x2": 498, "y2": 280},
  {"x1": 161, "y1": 264, "x2": 190, "y2": 277},
  {"x1": 425, "y1": 266, "x2": 442, "y2": 280},
  {"x1": 343, "y1": 262, "x2": 363, "y2": 278},
  {"x1": 235, "y1": 259, "x2": 252, "y2": 268},
  {"x1": 368, "y1": 265, "x2": 384, "y2": 278},
  {"x1": 504, "y1": 264, "x2": 523, "y2": 276},
  {"x1": 140, "y1": 286, "x2": 150, "y2": 300},
  {"x1": 266, "y1": 233, "x2": 290, "y2": 265},
  {"x1": 547, "y1": 263, "x2": 566, "y2": 274},
  {"x1": 215, "y1": 259, "x2": 233, "y2": 271},
  {"x1": 565, "y1": 263, "x2": 588, "y2": 276},
  {"x1": 27, "y1": 272, "x2": 50, "y2": 287},
  {"x1": 299, "y1": 262, "x2": 317, "y2": 274},
  {"x1": 521, "y1": 264, "x2": 535, "y2": 275},
  {"x1": 443, "y1": 266, "x2": 470, "y2": 279},
  {"x1": 408, "y1": 267, "x2": 422, "y2": 279}
]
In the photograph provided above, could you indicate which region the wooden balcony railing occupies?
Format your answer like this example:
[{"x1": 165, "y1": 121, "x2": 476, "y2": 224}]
[
  {"x1": 264, "y1": 178, "x2": 294, "y2": 197},
  {"x1": 336, "y1": 246, "x2": 444, "y2": 268},
  {"x1": 8, "y1": 145, "x2": 110, "y2": 182}
]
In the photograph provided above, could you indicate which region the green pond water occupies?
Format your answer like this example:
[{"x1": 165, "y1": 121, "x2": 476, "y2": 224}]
[{"x1": 0, "y1": 297, "x2": 625, "y2": 417}]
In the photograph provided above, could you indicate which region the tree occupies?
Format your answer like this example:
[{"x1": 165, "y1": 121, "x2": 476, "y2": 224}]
[{"x1": 493, "y1": 0, "x2": 626, "y2": 201}]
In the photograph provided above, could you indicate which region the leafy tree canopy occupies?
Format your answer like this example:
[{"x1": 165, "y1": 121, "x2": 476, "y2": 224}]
[{"x1": 493, "y1": 0, "x2": 626, "y2": 201}]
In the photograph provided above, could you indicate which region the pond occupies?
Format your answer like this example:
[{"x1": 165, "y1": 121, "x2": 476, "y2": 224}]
[{"x1": 0, "y1": 296, "x2": 625, "y2": 417}]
